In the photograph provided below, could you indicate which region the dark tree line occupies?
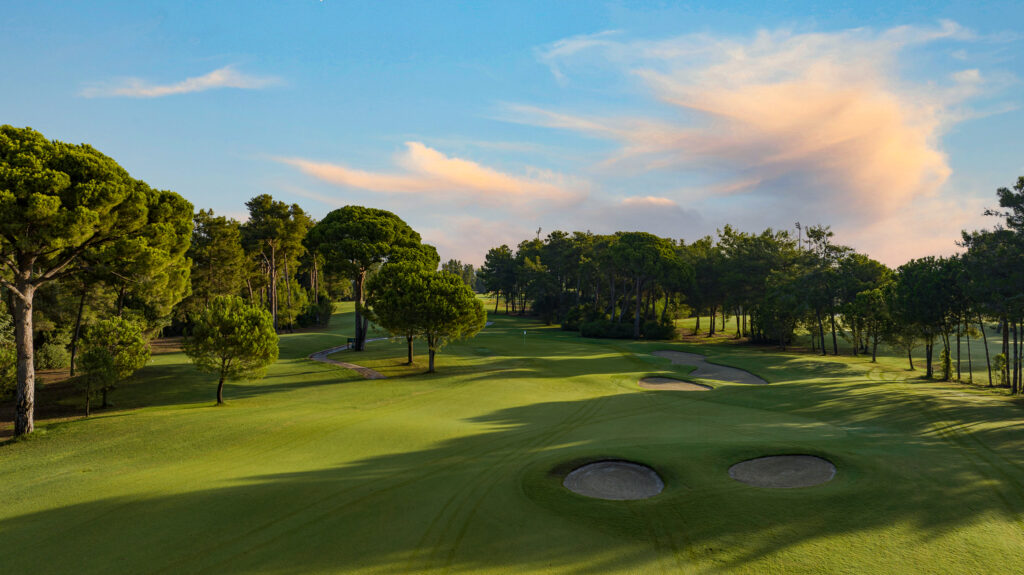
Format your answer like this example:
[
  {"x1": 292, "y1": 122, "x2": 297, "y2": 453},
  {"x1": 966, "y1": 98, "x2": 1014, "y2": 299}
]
[{"x1": 478, "y1": 178, "x2": 1024, "y2": 393}]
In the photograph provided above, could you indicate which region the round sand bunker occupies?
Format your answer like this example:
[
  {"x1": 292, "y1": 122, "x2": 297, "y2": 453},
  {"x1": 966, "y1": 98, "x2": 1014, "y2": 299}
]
[
  {"x1": 728, "y1": 455, "x2": 836, "y2": 488},
  {"x1": 563, "y1": 460, "x2": 664, "y2": 500},
  {"x1": 638, "y1": 377, "x2": 712, "y2": 391}
]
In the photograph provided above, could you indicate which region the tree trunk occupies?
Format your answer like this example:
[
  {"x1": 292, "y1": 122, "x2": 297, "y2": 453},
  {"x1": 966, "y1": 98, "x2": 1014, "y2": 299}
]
[
  {"x1": 354, "y1": 269, "x2": 366, "y2": 351},
  {"x1": 428, "y1": 349, "x2": 436, "y2": 373},
  {"x1": 695, "y1": 311, "x2": 701, "y2": 334},
  {"x1": 830, "y1": 312, "x2": 838, "y2": 355},
  {"x1": 116, "y1": 284, "x2": 127, "y2": 316},
  {"x1": 633, "y1": 276, "x2": 642, "y2": 339},
  {"x1": 966, "y1": 317, "x2": 973, "y2": 384},
  {"x1": 13, "y1": 282, "x2": 37, "y2": 436},
  {"x1": 1014, "y1": 320, "x2": 1020, "y2": 395},
  {"x1": 69, "y1": 286, "x2": 87, "y2": 377},
  {"x1": 871, "y1": 335, "x2": 878, "y2": 362},
  {"x1": 708, "y1": 305, "x2": 716, "y2": 337},
  {"x1": 980, "y1": 314, "x2": 992, "y2": 386},
  {"x1": 246, "y1": 278, "x2": 254, "y2": 304},
  {"x1": 283, "y1": 254, "x2": 293, "y2": 332},
  {"x1": 406, "y1": 334, "x2": 414, "y2": 365},
  {"x1": 85, "y1": 389, "x2": 91, "y2": 418},
  {"x1": 817, "y1": 312, "x2": 826, "y2": 356},
  {"x1": 908, "y1": 348, "x2": 914, "y2": 370},
  {"x1": 102, "y1": 388, "x2": 109, "y2": 408},
  {"x1": 494, "y1": 291, "x2": 500, "y2": 314},
  {"x1": 956, "y1": 318, "x2": 961, "y2": 381},
  {"x1": 925, "y1": 342, "x2": 934, "y2": 379},
  {"x1": 217, "y1": 359, "x2": 226, "y2": 404},
  {"x1": 271, "y1": 244, "x2": 279, "y2": 330}
]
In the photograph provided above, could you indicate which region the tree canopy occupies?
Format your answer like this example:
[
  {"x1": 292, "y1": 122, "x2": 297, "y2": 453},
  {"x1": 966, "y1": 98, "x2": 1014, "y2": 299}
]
[
  {"x1": 305, "y1": 205, "x2": 434, "y2": 351},
  {"x1": 78, "y1": 317, "x2": 150, "y2": 416},
  {"x1": 183, "y1": 295, "x2": 279, "y2": 405},
  {"x1": 0, "y1": 125, "x2": 192, "y2": 435}
]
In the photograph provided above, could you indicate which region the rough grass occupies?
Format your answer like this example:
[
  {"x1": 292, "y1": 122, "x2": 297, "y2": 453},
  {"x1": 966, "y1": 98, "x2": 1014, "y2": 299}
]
[{"x1": 2, "y1": 303, "x2": 1024, "y2": 574}]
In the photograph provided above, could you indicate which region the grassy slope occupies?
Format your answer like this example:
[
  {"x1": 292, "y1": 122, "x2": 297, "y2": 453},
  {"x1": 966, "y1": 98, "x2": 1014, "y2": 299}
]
[{"x1": 1, "y1": 304, "x2": 1023, "y2": 574}]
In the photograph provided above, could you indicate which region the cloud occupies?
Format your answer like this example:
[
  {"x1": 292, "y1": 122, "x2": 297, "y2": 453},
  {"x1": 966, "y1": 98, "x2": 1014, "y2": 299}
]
[
  {"x1": 419, "y1": 216, "x2": 534, "y2": 267},
  {"x1": 277, "y1": 142, "x2": 586, "y2": 210},
  {"x1": 80, "y1": 66, "x2": 281, "y2": 98},
  {"x1": 516, "y1": 21, "x2": 1014, "y2": 264},
  {"x1": 621, "y1": 196, "x2": 677, "y2": 207}
]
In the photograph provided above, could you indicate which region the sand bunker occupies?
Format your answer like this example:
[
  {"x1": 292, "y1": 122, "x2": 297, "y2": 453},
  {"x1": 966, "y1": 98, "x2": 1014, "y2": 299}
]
[
  {"x1": 728, "y1": 455, "x2": 836, "y2": 488},
  {"x1": 638, "y1": 377, "x2": 712, "y2": 391},
  {"x1": 563, "y1": 460, "x2": 664, "y2": 500},
  {"x1": 652, "y1": 350, "x2": 768, "y2": 385}
]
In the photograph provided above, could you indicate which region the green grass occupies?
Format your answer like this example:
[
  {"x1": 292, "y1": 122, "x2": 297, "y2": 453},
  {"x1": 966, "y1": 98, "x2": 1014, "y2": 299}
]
[{"x1": 2, "y1": 303, "x2": 1024, "y2": 573}]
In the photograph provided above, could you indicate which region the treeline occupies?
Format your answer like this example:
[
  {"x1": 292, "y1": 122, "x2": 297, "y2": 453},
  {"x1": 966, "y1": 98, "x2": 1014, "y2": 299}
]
[
  {"x1": 478, "y1": 177, "x2": 1024, "y2": 393},
  {"x1": 0, "y1": 126, "x2": 484, "y2": 436}
]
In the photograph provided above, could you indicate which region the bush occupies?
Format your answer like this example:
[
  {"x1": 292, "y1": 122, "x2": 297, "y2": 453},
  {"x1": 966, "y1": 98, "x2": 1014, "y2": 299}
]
[
  {"x1": 297, "y1": 300, "x2": 333, "y2": 328},
  {"x1": 579, "y1": 319, "x2": 635, "y2": 339},
  {"x1": 35, "y1": 342, "x2": 70, "y2": 370},
  {"x1": 561, "y1": 304, "x2": 605, "y2": 331},
  {"x1": 642, "y1": 318, "x2": 677, "y2": 340}
]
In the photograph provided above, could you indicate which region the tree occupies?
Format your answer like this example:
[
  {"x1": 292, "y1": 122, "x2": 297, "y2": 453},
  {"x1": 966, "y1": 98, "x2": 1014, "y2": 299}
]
[
  {"x1": 611, "y1": 232, "x2": 676, "y2": 338},
  {"x1": 305, "y1": 206, "x2": 431, "y2": 351},
  {"x1": 365, "y1": 262, "x2": 428, "y2": 364},
  {"x1": 183, "y1": 295, "x2": 278, "y2": 405},
  {"x1": 419, "y1": 271, "x2": 487, "y2": 373},
  {"x1": 180, "y1": 209, "x2": 246, "y2": 318},
  {"x1": 0, "y1": 126, "x2": 193, "y2": 436},
  {"x1": 478, "y1": 245, "x2": 516, "y2": 313},
  {"x1": 241, "y1": 196, "x2": 311, "y2": 331},
  {"x1": 78, "y1": 317, "x2": 150, "y2": 416}
]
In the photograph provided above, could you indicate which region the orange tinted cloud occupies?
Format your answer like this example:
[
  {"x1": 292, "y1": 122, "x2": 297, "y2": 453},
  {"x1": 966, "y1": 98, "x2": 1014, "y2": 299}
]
[
  {"x1": 278, "y1": 142, "x2": 584, "y2": 209},
  {"x1": 521, "y1": 21, "x2": 1008, "y2": 264}
]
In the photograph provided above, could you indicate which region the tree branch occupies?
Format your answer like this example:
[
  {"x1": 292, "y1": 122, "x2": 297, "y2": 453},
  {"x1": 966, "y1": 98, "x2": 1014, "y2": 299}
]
[{"x1": 0, "y1": 278, "x2": 28, "y2": 303}]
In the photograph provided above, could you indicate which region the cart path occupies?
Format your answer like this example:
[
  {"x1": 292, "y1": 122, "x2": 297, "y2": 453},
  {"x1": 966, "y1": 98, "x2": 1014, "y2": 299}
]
[{"x1": 309, "y1": 337, "x2": 390, "y2": 380}]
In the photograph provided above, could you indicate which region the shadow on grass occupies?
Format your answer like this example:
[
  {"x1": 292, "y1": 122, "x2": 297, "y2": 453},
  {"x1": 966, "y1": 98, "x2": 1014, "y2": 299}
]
[{"x1": 2, "y1": 380, "x2": 1024, "y2": 573}]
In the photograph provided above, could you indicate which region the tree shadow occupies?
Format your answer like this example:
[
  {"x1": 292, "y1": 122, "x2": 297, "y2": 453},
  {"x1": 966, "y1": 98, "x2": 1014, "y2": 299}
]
[{"x1": 3, "y1": 380, "x2": 1024, "y2": 573}]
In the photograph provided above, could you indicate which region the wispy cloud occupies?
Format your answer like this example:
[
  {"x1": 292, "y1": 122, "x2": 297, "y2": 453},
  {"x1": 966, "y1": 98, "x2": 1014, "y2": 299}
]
[
  {"x1": 518, "y1": 21, "x2": 1016, "y2": 264},
  {"x1": 277, "y1": 142, "x2": 586, "y2": 210},
  {"x1": 80, "y1": 66, "x2": 281, "y2": 98}
]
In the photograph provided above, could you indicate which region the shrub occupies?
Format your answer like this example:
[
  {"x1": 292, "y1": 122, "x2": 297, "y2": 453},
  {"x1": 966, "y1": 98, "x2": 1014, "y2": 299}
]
[
  {"x1": 35, "y1": 342, "x2": 70, "y2": 370},
  {"x1": 579, "y1": 319, "x2": 635, "y2": 339},
  {"x1": 642, "y1": 318, "x2": 677, "y2": 340},
  {"x1": 562, "y1": 304, "x2": 606, "y2": 331}
]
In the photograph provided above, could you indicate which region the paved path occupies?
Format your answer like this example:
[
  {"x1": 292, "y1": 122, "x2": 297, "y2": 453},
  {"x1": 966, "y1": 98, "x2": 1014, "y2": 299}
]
[
  {"x1": 309, "y1": 323, "x2": 493, "y2": 380},
  {"x1": 651, "y1": 350, "x2": 769, "y2": 385},
  {"x1": 309, "y1": 337, "x2": 390, "y2": 380}
]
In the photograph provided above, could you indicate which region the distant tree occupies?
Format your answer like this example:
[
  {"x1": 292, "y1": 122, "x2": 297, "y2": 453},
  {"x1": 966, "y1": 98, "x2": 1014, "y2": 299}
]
[
  {"x1": 78, "y1": 317, "x2": 150, "y2": 416},
  {"x1": 0, "y1": 125, "x2": 193, "y2": 436},
  {"x1": 478, "y1": 245, "x2": 516, "y2": 313},
  {"x1": 241, "y1": 196, "x2": 312, "y2": 331},
  {"x1": 305, "y1": 206, "x2": 432, "y2": 351},
  {"x1": 183, "y1": 295, "x2": 278, "y2": 405},
  {"x1": 611, "y1": 232, "x2": 676, "y2": 338},
  {"x1": 419, "y1": 271, "x2": 487, "y2": 373},
  {"x1": 181, "y1": 209, "x2": 246, "y2": 317}
]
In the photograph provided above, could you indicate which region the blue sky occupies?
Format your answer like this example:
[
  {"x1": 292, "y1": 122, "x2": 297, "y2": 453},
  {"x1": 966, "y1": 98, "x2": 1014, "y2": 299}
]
[{"x1": 2, "y1": 1, "x2": 1022, "y2": 265}]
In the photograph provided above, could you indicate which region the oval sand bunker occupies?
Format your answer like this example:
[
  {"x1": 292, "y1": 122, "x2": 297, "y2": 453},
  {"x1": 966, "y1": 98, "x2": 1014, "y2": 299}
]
[
  {"x1": 638, "y1": 377, "x2": 712, "y2": 391},
  {"x1": 563, "y1": 460, "x2": 664, "y2": 500},
  {"x1": 728, "y1": 455, "x2": 836, "y2": 488}
]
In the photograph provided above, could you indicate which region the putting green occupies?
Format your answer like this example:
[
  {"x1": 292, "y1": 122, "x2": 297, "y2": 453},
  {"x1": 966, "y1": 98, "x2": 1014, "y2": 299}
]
[{"x1": 2, "y1": 304, "x2": 1024, "y2": 574}]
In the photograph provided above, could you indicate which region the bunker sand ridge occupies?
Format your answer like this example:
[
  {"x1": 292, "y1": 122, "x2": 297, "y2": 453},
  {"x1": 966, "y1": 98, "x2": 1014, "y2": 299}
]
[{"x1": 652, "y1": 350, "x2": 768, "y2": 385}]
